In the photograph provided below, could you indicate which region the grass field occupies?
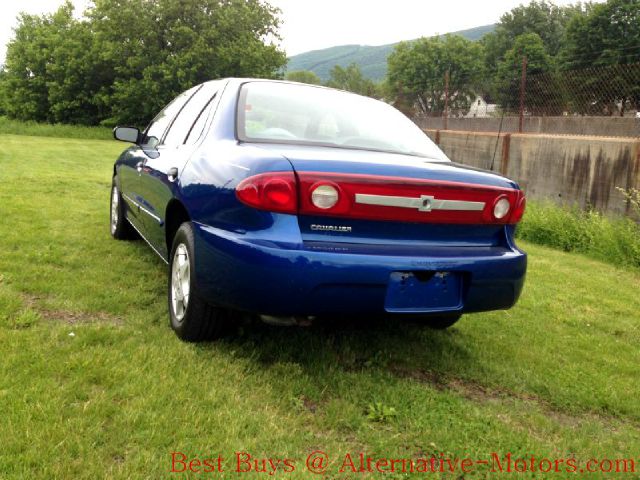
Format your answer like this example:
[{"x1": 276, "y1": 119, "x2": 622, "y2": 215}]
[
  {"x1": 1, "y1": 134, "x2": 639, "y2": 479},
  {"x1": 0, "y1": 116, "x2": 112, "y2": 141}
]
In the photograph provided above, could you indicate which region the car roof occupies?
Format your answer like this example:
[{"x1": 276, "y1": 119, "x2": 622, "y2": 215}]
[{"x1": 206, "y1": 77, "x2": 368, "y2": 97}]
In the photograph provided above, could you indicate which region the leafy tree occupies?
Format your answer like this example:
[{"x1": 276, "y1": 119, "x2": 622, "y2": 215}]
[
  {"x1": 325, "y1": 63, "x2": 377, "y2": 97},
  {"x1": 285, "y1": 70, "x2": 322, "y2": 85},
  {"x1": 46, "y1": 11, "x2": 111, "y2": 124},
  {"x1": 0, "y1": 4, "x2": 75, "y2": 122},
  {"x1": 0, "y1": 0, "x2": 286, "y2": 126},
  {"x1": 0, "y1": 69, "x2": 7, "y2": 115},
  {"x1": 495, "y1": 33, "x2": 555, "y2": 113},
  {"x1": 386, "y1": 35, "x2": 485, "y2": 116},
  {"x1": 0, "y1": 1, "x2": 115, "y2": 124},
  {"x1": 560, "y1": 0, "x2": 640, "y2": 114},
  {"x1": 562, "y1": 0, "x2": 640, "y2": 68},
  {"x1": 482, "y1": 1, "x2": 583, "y2": 72},
  {"x1": 88, "y1": 0, "x2": 286, "y2": 126}
]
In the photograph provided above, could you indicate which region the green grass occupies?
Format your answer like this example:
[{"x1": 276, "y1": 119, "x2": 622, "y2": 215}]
[
  {"x1": 0, "y1": 116, "x2": 112, "y2": 140},
  {"x1": 1, "y1": 134, "x2": 639, "y2": 479},
  {"x1": 517, "y1": 200, "x2": 640, "y2": 270}
]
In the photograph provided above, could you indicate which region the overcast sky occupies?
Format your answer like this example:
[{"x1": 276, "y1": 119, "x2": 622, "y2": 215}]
[{"x1": 0, "y1": 0, "x2": 600, "y2": 64}]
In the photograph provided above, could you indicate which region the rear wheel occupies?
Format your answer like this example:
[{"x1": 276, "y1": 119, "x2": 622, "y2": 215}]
[
  {"x1": 168, "y1": 222, "x2": 228, "y2": 341},
  {"x1": 110, "y1": 177, "x2": 136, "y2": 239}
]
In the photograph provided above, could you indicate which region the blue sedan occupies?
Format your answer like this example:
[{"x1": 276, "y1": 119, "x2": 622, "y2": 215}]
[{"x1": 110, "y1": 79, "x2": 526, "y2": 341}]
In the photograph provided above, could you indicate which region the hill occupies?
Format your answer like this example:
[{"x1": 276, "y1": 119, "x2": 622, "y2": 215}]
[{"x1": 286, "y1": 24, "x2": 495, "y2": 81}]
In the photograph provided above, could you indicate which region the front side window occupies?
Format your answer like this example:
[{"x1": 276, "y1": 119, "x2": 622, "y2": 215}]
[{"x1": 237, "y1": 82, "x2": 448, "y2": 160}]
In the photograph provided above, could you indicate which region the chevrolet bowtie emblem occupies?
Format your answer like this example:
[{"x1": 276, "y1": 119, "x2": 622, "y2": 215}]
[{"x1": 420, "y1": 195, "x2": 433, "y2": 212}]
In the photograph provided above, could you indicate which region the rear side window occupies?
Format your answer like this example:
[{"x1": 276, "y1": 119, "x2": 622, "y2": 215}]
[
  {"x1": 164, "y1": 81, "x2": 221, "y2": 147},
  {"x1": 143, "y1": 86, "x2": 199, "y2": 148},
  {"x1": 185, "y1": 95, "x2": 217, "y2": 145}
]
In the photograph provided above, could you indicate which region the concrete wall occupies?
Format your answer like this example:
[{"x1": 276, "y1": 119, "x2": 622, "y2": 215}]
[
  {"x1": 425, "y1": 129, "x2": 640, "y2": 217},
  {"x1": 417, "y1": 116, "x2": 640, "y2": 138}
]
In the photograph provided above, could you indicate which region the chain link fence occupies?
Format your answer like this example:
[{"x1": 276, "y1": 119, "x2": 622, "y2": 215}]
[{"x1": 413, "y1": 59, "x2": 640, "y2": 138}]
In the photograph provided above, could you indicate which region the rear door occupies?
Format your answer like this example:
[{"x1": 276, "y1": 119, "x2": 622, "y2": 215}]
[{"x1": 137, "y1": 81, "x2": 222, "y2": 256}]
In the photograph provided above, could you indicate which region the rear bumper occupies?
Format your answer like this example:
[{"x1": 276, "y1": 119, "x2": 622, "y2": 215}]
[{"x1": 192, "y1": 222, "x2": 527, "y2": 317}]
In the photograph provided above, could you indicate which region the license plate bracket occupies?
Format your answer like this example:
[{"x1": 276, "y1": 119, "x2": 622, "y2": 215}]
[{"x1": 384, "y1": 271, "x2": 463, "y2": 313}]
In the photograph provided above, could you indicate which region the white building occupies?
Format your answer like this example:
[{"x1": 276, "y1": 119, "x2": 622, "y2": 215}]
[{"x1": 466, "y1": 96, "x2": 497, "y2": 118}]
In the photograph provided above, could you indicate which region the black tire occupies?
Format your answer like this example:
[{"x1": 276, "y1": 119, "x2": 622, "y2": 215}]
[
  {"x1": 168, "y1": 222, "x2": 228, "y2": 341},
  {"x1": 424, "y1": 313, "x2": 462, "y2": 330},
  {"x1": 110, "y1": 177, "x2": 136, "y2": 240}
]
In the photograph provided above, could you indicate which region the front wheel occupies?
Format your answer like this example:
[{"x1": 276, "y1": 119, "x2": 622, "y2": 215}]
[
  {"x1": 110, "y1": 177, "x2": 136, "y2": 239},
  {"x1": 168, "y1": 222, "x2": 228, "y2": 341}
]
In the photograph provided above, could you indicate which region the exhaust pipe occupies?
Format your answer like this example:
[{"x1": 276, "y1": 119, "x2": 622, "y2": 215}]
[{"x1": 259, "y1": 315, "x2": 314, "y2": 327}]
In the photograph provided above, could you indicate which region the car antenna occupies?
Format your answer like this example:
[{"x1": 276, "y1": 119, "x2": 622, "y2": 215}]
[{"x1": 490, "y1": 99, "x2": 508, "y2": 172}]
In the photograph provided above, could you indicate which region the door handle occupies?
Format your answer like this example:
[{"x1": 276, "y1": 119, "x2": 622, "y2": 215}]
[
  {"x1": 136, "y1": 161, "x2": 144, "y2": 173},
  {"x1": 168, "y1": 167, "x2": 179, "y2": 183}
]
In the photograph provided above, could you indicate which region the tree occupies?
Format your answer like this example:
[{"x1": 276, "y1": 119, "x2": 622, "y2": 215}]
[
  {"x1": 0, "y1": 0, "x2": 287, "y2": 126},
  {"x1": 0, "y1": 69, "x2": 5, "y2": 115},
  {"x1": 285, "y1": 70, "x2": 322, "y2": 85},
  {"x1": 562, "y1": 0, "x2": 640, "y2": 68},
  {"x1": 494, "y1": 33, "x2": 555, "y2": 114},
  {"x1": 386, "y1": 35, "x2": 485, "y2": 116},
  {"x1": 88, "y1": 0, "x2": 287, "y2": 126},
  {"x1": 0, "y1": 3, "x2": 76, "y2": 122},
  {"x1": 325, "y1": 63, "x2": 377, "y2": 97},
  {"x1": 482, "y1": 1, "x2": 583, "y2": 72},
  {"x1": 560, "y1": 0, "x2": 640, "y2": 115},
  {"x1": 45, "y1": 10, "x2": 111, "y2": 124}
]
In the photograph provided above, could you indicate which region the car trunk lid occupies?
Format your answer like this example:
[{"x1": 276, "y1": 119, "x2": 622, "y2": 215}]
[{"x1": 240, "y1": 144, "x2": 525, "y2": 248}]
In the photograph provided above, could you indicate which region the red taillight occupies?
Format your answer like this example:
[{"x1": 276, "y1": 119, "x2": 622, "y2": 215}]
[
  {"x1": 510, "y1": 192, "x2": 526, "y2": 224},
  {"x1": 236, "y1": 172, "x2": 297, "y2": 214},
  {"x1": 236, "y1": 171, "x2": 525, "y2": 225}
]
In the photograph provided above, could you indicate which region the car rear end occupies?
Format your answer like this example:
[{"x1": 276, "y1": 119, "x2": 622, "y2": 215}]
[
  {"x1": 187, "y1": 80, "x2": 527, "y2": 321},
  {"x1": 190, "y1": 150, "x2": 526, "y2": 320}
]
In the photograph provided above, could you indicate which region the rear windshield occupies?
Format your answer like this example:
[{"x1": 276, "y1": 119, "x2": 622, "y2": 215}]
[{"x1": 236, "y1": 82, "x2": 448, "y2": 160}]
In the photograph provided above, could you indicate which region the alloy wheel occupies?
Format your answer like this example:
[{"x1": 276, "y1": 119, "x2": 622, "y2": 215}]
[
  {"x1": 110, "y1": 186, "x2": 119, "y2": 234},
  {"x1": 171, "y1": 244, "x2": 191, "y2": 322}
]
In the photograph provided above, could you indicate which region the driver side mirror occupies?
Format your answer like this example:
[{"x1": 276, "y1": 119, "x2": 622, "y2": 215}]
[{"x1": 113, "y1": 126, "x2": 141, "y2": 144}]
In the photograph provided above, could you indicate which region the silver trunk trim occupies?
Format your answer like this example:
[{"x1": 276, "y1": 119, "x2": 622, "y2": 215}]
[{"x1": 354, "y1": 193, "x2": 485, "y2": 212}]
